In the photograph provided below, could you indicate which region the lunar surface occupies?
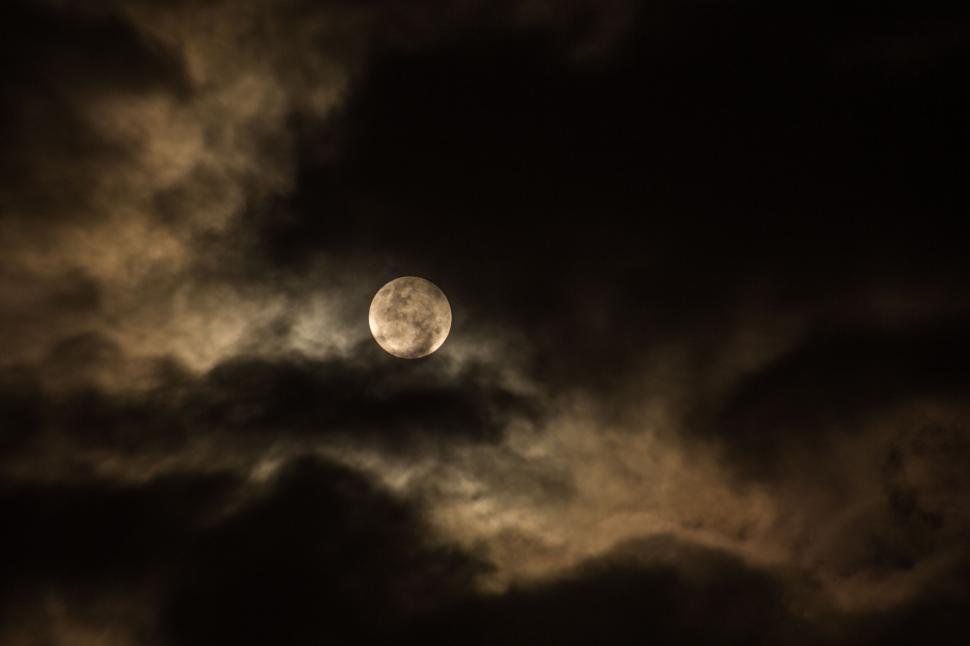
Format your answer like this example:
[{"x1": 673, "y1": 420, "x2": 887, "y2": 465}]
[{"x1": 369, "y1": 276, "x2": 452, "y2": 358}]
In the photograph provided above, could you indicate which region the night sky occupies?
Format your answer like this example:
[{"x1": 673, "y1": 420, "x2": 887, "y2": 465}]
[{"x1": 2, "y1": 1, "x2": 970, "y2": 644}]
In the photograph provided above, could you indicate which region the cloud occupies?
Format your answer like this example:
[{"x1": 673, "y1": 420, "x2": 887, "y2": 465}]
[
  {"x1": 161, "y1": 455, "x2": 484, "y2": 646},
  {"x1": 0, "y1": 455, "x2": 485, "y2": 645},
  {"x1": 0, "y1": 343, "x2": 539, "y2": 471},
  {"x1": 711, "y1": 315, "x2": 970, "y2": 478},
  {"x1": 2, "y1": 0, "x2": 970, "y2": 644},
  {"x1": 0, "y1": 2, "x2": 189, "y2": 221},
  {"x1": 0, "y1": 469, "x2": 236, "y2": 604},
  {"x1": 410, "y1": 536, "x2": 837, "y2": 646}
]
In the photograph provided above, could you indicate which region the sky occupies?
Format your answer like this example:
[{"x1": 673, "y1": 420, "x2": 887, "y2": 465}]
[{"x1": 1, "y1": 0, "x2": 969, "y2": 644}]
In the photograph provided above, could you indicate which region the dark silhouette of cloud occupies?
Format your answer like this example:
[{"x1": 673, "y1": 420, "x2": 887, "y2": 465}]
[
  {"x1": 712, "y1": 317, "x2": 970, "y2": 477},
  {"x1": 162, "y1": 456, "x2": 484, "y2": 646},
  {"x1": 0, "y1": 469, "x2": 237, "y2": 603},
  {"x1": 411, "y1": 536, "x2": 834, "y2": 646},
  {"x1": 0, "y1": 344, "x2": 539, "y2": 460}
]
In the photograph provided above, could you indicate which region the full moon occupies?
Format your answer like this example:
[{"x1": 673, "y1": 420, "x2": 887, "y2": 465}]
[{"x1": 368, "y1": 276, "x2": 452, "y2": 359}]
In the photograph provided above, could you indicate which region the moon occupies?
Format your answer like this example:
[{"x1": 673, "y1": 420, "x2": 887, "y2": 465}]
[{"x1": 369, "y1": 276, "x2": 452, "y2": 359}]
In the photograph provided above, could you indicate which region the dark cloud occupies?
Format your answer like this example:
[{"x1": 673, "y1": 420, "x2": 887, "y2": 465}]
[
  {"x1": 1, "y1": 341, "x2": 538, "y2": 459},
  {"x1": 2, "y1": 454, "x2": 969, "y2": 645},
  {"x1": 6, "y1": 444, "x2": 966, "y2": 646},
  {"x1": 162, "y1": 456, "x2": 483, "y2": 646},
  {"x1": 0, "y1": 456, "x2": 483, "y2": 643},
  {"x1": 0, "y1": 0, "x2": 190, "y2": 220},
  {"x1": 0, "y1": 368, "x2": 45, "y2": 456},
  {"x1": 711, "y1": 317, "x2": 970, "y2": 477},
  {"x1": 410, "y1": 534, "x2": 970, "y2": 646},
  {"x1": 0, "y1": 469, "x2": 236, "y2": 604},
  {"x1": 0, "y1": 2, "x2": 187, "y2": 96},
  {"x1": 196, "y1": 352, "x2": 538, "y2": 446},
  {"x1": 877, "y1": 424, "x2": 970, "y2": 567},
  {"x1": 865, "y1": 567, "x2": 970, "y2": 646},
  {"x1": 2, "y1": 0, "x2": 970, "y2": 643},
  {"x1": 412, "y1": 536, "x2": 835, "y2": 646}
]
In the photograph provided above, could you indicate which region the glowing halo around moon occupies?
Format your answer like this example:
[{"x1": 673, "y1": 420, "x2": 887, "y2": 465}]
[{"x1": 368, "y1": 276, "x2": 452, "y2": 358}]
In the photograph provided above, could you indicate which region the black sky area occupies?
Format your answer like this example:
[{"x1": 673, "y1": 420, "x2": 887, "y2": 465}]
[{"x1": 1, "y1": 1, "x2": 970, "y2": 644}]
